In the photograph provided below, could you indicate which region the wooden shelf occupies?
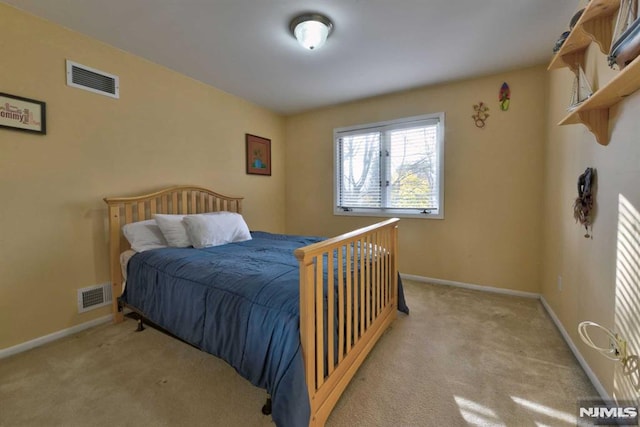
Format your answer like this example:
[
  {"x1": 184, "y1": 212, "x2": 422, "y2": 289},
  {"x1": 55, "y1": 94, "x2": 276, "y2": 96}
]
[
  {"x1": 558, "y1": 55, "x2": 640, "y2": 145},
  {"x1": 549, "y1": 0, "x2": 640, "y2": 145},
  {"x1": 548, "y1": 0, "x2": 619, "y2": 71}
]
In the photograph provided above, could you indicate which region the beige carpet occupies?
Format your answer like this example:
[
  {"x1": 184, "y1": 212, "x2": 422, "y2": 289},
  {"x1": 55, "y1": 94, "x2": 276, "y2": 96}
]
[{"x1": 0, "y1": 280, "x2": 597, "y2": 426}]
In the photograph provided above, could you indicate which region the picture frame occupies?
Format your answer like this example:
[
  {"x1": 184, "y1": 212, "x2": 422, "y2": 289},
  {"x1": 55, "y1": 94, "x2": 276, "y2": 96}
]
[
  {"x1": 246, "y1": 134, "x2": 271, "y2": 176},
  {"x1": 0, "y1": 93, "x2": 46, "y2": 135}
]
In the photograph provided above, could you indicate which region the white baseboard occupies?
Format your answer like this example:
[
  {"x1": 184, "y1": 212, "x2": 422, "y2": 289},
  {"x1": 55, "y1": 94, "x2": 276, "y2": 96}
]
[
  {"x1": 0, "y1": 314, "x2": 112, "y2": 360},
  {"x1": 401, "y1": 274, "x2": 540, "y2": 299},
  {"x1": 540, "y1": 296, "x2": 610, "y2": 401},
  {"x1": 401, "y1": 273, "x2": 609, "y2": 401}
]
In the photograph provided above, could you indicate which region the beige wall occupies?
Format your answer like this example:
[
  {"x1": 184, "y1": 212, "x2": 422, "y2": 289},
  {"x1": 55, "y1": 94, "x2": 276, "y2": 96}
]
[
  {"x1": 543, "y1": 42, "x2": 640, "y2": 403},
  {"x1": 285, "y1": 66, "x2": 547, "y2": 293},
  {"x1": 0, "y1": 4, "x2": 285, "y2": 349}
]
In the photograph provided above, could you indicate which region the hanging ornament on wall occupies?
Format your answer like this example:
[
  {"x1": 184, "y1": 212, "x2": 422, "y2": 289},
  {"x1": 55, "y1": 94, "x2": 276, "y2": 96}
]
[
  {"x1": 499, "y1": 82, "x2": 511, "y2": 111},
  {"x1": 472, "y1": 102, "x2": 490, "y2": 128},
  {"x1": 573, "y1": 167, "x2": 596, "y2": 238}
]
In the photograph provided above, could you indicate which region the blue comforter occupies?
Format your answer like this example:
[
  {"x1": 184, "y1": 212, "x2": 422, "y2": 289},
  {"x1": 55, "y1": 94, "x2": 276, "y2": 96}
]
[{"x1": 123, "y1": 231, "x2": 408, "y2": 427}]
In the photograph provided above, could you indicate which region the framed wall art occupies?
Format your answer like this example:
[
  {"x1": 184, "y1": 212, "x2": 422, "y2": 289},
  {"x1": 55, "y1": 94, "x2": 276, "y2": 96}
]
[
  {"x1": 246, "y1": 133, "x2": 271, "y2": 176},
  {"x1": 0, "y1": 92, "x2": 46, "y2": 135}
]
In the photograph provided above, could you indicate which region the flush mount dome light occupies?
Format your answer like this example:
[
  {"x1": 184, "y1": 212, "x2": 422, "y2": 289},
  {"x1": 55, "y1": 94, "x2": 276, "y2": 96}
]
[{"x1": 290, "y1": 13, "x2": 334, "y2": 50}]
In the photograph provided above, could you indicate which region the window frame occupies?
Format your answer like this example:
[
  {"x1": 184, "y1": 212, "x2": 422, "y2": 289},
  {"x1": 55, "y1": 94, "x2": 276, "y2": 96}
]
[{"x1": 333, "y1": 112, "x2": 445, "y2": 219}]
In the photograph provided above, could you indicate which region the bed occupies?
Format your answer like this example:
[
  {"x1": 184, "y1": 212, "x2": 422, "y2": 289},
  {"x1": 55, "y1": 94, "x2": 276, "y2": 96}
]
[{"x1": 104, "y1": 185, "x2": 407, "y2": 426}]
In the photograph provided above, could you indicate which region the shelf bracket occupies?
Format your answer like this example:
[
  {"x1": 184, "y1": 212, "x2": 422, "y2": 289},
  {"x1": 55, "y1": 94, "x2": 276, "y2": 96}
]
[
  {"x1": 577, "y1": 108, "x2": 610, "y2": 145},
  {"x1": 581, "y1": 14, "x2": 614, "y2": 55},
  {"x1": 561, "y1": 51, "x2": 586, "y2": 72}
]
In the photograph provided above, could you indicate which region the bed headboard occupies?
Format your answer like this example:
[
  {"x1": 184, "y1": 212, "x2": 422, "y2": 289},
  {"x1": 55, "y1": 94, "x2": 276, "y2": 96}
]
[{"x1": 103, "y1": 185, "x2": 244, "y2": 321}]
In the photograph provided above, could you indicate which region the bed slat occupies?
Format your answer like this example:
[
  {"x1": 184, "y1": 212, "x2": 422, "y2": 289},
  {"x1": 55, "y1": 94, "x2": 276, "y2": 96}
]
[
  {"x1": 337, "y1": 247, "x2": 345, "y2": 364},
  {"x1": 327, "y1": 250, "x2": 335, "y2": 375}
]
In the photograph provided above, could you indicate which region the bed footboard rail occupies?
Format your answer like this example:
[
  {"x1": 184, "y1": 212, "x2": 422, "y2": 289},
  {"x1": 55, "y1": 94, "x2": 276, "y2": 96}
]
[{"x1": 294, "y1": 218, "x2": 399, "y2": 426}]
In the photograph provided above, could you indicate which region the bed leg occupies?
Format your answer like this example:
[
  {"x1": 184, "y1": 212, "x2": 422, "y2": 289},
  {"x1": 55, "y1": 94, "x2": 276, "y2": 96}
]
[
  {"x1": 136, "y1": 318, "x2": 145, "y2": 332},
  {"x1": 261, "y1": 395, "x2": 272, "y2": 415}
]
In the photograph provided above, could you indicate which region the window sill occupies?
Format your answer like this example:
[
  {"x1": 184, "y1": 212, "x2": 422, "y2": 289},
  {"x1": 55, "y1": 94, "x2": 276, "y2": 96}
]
[{"x1": 333, "y1": 210, "x2": 444, "y2": 220}]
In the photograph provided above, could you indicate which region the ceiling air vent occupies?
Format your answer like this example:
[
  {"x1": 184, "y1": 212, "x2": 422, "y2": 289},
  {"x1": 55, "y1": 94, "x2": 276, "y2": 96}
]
[{"x1": 66, "y1": 60, "x2": 119, "y2": 99}]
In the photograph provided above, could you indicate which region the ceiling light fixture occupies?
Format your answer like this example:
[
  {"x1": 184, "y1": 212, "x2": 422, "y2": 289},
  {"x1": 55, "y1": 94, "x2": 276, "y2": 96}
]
[{"x1": 290, "y1": 13, "x2": 334, "y2": 51}]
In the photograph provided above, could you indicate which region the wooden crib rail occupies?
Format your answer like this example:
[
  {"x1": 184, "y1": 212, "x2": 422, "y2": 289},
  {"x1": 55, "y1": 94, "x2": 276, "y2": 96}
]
[{"x1": 295, "y1": 218, "x2": 399, "y2": 426}]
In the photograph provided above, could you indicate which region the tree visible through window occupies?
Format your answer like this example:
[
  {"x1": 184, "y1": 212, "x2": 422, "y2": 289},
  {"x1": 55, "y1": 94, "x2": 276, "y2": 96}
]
[{"x1": 335, "y1": 113, "x2": 444, "y2": 218}]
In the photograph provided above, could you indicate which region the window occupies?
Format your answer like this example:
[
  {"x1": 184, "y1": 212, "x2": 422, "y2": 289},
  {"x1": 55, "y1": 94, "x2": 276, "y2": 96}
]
[{"x1": 334, "y1": 113, "x2": 444, "y2": 218}]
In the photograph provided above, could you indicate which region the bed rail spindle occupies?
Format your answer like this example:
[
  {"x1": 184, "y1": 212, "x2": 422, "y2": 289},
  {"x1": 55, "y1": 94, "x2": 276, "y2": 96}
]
[
  {"x1": 327, "y1": 250, "x2": 335, "y2": 375},
  {"x1": 358, "y1": 237, "x2": 365, "y2": 340},
  {"x1": 125, "y1": 204, "x2": 133, "y2": 224},
  {"x1": 150, "y1": 198, "x2": 157, "y2": 216},
  {"x1": 382, "y1": 232, "x2": 387, "y2": 306},
  {"x1": 346, "y1": 242, "x2": 353, "y2": 354},
  {"x1": 376, "y1": 231, "x2": 382, "y2": 315},
  {"x1": 137, "y1": 201, "x2": 145, "y2": 221},
  {"x1": 337, "y1": 246, "x2": 345, "y2": 364},
  {"x1": 298, "y1": 254, "x2": 317, "y2": 411},
  {"x1": 199, "y1": 193, "x2": 205, "y2": 213},
  {"x1": 180, "y1": 192, "x2": 188, "y2": 214},
  {"x1": 161, "y1": 194, "x2": 167, "y2": 214},
  {"x1": 315, "y1": 255, "x2": 325, "y2": 388},
  {"x1": 190, "y1": 192, "x2": 197, "y2": 213},
  {"x1": 169, "y1": 192, "x2": 176, "y2": 214},
  {"x1": 108, "y1": 205, "x2": 124, "y2": 323},
  {"x1": 386, "y1": 231, "x2": 390, "y2": 303},
  {"x1": 365, "y1": 234, "x2": 371, "y2": 329}
]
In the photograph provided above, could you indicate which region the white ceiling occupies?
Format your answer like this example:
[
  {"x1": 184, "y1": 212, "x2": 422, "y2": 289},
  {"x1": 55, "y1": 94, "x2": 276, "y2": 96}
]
[{"x1": 3, "y1": 0, "x2": 578, "y2": 115}]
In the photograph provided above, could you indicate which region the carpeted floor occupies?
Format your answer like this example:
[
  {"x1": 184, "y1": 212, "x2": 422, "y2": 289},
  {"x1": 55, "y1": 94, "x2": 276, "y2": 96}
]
[{"x1": 0, "y1": 280, "x2": 597, "y2": 426}]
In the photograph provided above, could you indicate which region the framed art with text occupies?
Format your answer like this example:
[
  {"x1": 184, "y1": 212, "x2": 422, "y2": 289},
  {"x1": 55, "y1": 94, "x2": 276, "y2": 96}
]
[{"x1": 0, "y1": 92, "x2": 46, "y2": 135}]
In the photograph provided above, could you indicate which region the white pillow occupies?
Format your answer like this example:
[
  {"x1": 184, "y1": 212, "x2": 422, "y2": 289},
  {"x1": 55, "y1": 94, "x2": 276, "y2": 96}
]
[
  {"x1": 122, "y1": 219, "x2": 168, "y2": 252},
  {"x1": 183, "y1": 212, "x2": 252, "y2": 249},
  {"x1": 154, "y1": 214, "x2": 193, "y2": 247}
]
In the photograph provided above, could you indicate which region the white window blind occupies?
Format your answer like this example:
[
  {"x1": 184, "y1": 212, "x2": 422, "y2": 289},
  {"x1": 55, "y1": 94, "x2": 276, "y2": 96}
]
[{"x1": 334, "y1": 113, "x2": 444, "y2": 218}]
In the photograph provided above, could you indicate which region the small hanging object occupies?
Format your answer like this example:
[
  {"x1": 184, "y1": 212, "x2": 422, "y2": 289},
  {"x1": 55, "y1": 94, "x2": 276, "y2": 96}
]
[
  {"x1": 573, "y1": 167, "x2": 596, "y2": 238},
  {"x1": 499, "y1": 82, "x2": 510, "y2": 111},
  {"x1": 472, "y1": 102, "x2": 489, "y2": 128},
  {"x1": 567, "y1": 66, "x2": 593, "y2": 111}
]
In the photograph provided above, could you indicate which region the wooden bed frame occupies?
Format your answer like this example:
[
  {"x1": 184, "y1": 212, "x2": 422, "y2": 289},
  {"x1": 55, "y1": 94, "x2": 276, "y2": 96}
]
[{"x1": 104, "y1": 185, "x2": 399, "y2": 426}]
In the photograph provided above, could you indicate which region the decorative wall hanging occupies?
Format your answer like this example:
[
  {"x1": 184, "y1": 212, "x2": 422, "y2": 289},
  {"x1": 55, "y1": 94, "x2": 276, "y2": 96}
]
[
  {"x1": 499, "y1": 82, "x2": 510, "y2": 111},
  {"x1": 573, "y1": 167, "x2": 596, "y2": 238},
  {"x1": 246, "y1": 134, "x2": 271, "y2": 176},
  {"x1": 0, "y1": 93, "x2": 46, "y2": 135},
  {"x1": 472, "y1": 102, "x2": 490, "y2": 128}
]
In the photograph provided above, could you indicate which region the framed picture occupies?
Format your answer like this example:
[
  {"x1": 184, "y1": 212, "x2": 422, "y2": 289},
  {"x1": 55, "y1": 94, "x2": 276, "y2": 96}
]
[
  {"x1": 0, "y1": 93, "x2": 46, "y2": 135},
  {"x1": 246, "y1": 134, "x2": 271, "y2": 176}
]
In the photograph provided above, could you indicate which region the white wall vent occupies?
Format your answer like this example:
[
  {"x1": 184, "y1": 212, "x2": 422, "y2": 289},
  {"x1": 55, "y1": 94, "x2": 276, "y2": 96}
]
[
  {"x1": 66, "y1": 60, "x2": 119, "y2": 99},
  {"x1": 77, "y1": 283, "x2": 112, "y2": 313}
]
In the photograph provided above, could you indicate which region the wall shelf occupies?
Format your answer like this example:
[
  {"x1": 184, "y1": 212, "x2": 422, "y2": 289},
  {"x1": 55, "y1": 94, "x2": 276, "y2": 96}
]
[
  {"x1": 549, "y1": 0, "x2": 640, "y2": 145},
  {"x1": 558, "y1": 55, "x2": 640, "y2": 145},
  {"x1": 548, "y1": 0, "x2": 619, "y2": 72}
]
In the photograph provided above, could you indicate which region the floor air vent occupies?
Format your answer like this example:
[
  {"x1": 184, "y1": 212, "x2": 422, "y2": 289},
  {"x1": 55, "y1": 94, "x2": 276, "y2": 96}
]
[
  {"x1": 77, "y1": 283, "x2": 112, "y2": 313},
  {"x1": 66, "y1": 60, "x2": 119, "y2": 99}
]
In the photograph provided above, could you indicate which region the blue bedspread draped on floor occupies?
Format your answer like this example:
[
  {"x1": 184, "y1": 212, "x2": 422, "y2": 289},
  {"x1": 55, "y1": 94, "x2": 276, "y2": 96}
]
[{"x1": 122, "y1": 231, "x2": 408, "y2": 427}]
